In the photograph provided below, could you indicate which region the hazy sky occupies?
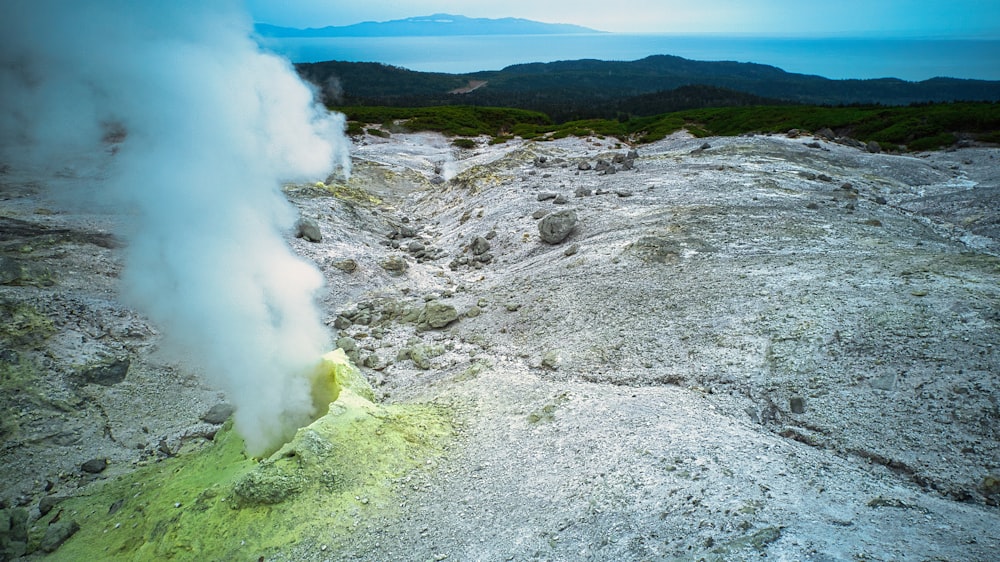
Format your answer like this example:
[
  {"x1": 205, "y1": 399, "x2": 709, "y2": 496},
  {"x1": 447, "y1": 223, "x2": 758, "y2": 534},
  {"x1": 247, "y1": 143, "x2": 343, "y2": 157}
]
[{"x1": 246, "y1": 0, "x2": 1000, "y2": 37}]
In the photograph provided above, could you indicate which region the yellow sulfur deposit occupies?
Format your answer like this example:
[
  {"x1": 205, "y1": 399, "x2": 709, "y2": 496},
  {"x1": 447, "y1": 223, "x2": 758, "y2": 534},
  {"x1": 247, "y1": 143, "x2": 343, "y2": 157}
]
[{"x1": 41, "y1": 350, "x2": 452, "y2": 561}]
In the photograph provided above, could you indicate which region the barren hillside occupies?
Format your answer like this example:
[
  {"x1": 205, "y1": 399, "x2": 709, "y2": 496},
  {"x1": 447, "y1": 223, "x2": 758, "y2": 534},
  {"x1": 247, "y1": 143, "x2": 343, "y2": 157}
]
[{"x1": 1, "y1": 131, "x2": 998, "y2": 561}]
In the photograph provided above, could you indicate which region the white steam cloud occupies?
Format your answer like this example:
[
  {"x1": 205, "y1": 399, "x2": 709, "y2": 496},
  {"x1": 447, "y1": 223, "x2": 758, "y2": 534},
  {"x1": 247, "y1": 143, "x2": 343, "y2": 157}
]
[{"x1": 1, "y1": 1, "x2": 351, "y2": 456}]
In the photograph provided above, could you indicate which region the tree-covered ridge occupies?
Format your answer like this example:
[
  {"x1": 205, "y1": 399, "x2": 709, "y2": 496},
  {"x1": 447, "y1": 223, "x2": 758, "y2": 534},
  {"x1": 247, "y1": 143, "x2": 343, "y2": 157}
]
[{"x1": 299, "y1": 55, "x2": 1000, "y2": 122}]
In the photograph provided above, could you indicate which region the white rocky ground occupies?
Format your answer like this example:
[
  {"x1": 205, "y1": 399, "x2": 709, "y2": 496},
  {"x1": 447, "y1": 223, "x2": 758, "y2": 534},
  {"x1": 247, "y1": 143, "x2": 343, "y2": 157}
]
[{"x1": 2, "y1": 130, "x2": 999, "y2": 561}]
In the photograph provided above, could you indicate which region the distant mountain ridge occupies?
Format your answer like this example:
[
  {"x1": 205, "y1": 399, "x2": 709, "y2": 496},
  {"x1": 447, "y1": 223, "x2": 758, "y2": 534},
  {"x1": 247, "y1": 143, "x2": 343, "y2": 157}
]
[{"x1": 255, "y1": 14, "x2": 603, "y2": 38}]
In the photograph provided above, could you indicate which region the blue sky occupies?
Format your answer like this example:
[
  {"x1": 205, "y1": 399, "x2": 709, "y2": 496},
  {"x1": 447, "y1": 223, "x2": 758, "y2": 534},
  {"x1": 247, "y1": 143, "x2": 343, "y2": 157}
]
[{"x1": 246, "y1": 0, "x2": 1000, "y2": 37}]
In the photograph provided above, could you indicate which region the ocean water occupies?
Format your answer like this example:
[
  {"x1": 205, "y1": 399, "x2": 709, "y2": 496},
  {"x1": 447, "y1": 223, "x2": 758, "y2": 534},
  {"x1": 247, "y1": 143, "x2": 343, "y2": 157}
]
[{"x1": 259, "y1": 33, "x2": 1000, "y2": 82}]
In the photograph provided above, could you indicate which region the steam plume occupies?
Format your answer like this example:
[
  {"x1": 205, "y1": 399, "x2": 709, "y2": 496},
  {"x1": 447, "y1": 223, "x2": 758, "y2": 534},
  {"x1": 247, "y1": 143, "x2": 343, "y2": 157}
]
[{"x1": 1, "y1": 1, "x2": 350, "y2": 455}]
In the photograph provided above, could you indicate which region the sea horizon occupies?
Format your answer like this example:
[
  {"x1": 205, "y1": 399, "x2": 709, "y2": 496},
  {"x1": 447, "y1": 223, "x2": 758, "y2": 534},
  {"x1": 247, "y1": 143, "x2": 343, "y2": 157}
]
[{"x1": 258, "y1": 32, "x2": 1000, "y2": 82}]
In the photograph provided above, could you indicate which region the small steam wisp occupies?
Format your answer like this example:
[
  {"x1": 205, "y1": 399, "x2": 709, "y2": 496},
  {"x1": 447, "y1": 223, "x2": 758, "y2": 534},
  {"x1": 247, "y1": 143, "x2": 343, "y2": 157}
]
[{"x1": 1, "y1": 1, "x2": 351, "y2": 455}]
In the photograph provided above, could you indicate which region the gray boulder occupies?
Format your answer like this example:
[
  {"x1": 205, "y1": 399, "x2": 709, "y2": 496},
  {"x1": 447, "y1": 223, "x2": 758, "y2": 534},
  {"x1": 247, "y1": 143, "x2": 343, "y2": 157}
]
[
  {"x1": 40, "y1": 519, "x2": 80, "y2": 553},
  {"x1": 332, "y1": 258, "x2": 358, "y2": 273},
  {"x1": 201, "y1": 403, "x2": 234, "y2": 425},
  {"x1": 80, "y1": 358, "x2": 130, "y2": 386},
  {"x1": 423, "y1": 301, "x2": 459, "y2": 329},
  {"x1": 866, "y1": 140, "x2": 882, "y2": 153},
  {"x1": 538, "y1": 210, "x2": 578, "y2": 244},
  {"x1": 379, "y1": 255, "x2": 408, "y2": 275},
  {"x1": 470, "y1": 236, "x2": 491, "y2": 256},
  {"x1": 295, "y1": 218, "x2": 322, "y2": 243}
]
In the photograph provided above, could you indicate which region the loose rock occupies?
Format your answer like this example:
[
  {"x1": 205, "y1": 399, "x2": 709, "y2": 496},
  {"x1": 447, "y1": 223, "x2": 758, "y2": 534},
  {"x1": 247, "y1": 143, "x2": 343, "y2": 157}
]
[
  {"x1": 423, "y1": 301, "x2": 459, "y2": 329},
  {"x1": 79, "y1": 358, "x2": 130, "y2": 386},
  {"x1": 200, "y1": 403, "x2": 234, "y2": 425},
  {"x1": 81, "y1": 458, "x2": 108, "y2": 474},
  {"x1": 379, "y1": 255, "x2": 408, "y2": 275},
  {"x1": 40, "y1": 519, "x2": 80, "y2": 553},
  {"x1": 538, "y1": 210, "x2": 578, "y2": 244},
  {"x1": 295, "y1": 218, "x2": 322, "y2": 243}
]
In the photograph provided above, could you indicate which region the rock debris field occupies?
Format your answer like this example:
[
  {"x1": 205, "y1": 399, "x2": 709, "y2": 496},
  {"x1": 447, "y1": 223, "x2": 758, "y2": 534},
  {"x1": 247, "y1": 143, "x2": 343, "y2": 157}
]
[{"x1": 2, "y1": 130, "x2": 999, "y2": 560}]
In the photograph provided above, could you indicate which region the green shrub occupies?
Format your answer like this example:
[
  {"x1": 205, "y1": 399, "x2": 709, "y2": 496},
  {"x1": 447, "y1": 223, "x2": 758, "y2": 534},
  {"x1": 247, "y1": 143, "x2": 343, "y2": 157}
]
[
  {"x1": 331, "y1": 102, "x2": 999, "y2": 151},
  {"x1": 453, "y1": 138, "x2": 477, "y2": 149}
]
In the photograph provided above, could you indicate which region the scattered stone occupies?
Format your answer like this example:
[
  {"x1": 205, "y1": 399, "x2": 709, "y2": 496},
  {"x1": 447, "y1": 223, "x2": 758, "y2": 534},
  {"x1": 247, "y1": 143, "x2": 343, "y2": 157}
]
[
  {"x1": 0, "y1": 257, "x2": 21, "y2": 285},
  {"x1": 603, "y1": 165, "x2": 617, "y2": 175},
  {"x1": 79, "y1": 358, "x2": 130, "y2": 386},
  {"x1": 700, "y1": 142, "x2": 712, "y2": 150},
  {"x1": 866, "y1": 141, "x2": 882, "y2": 153},
  {"x1": 838, "y1": 137, "x2": 866, "y2": 150},
  {"x1": 553, "y1": 194, "x2": 569, "y2": 204},
  {"x1": 806, "y1": 202, "x2": 820, "y2": 210},
  {"x1": 805, "y1": 142, "x2": 822, "y2": 149},
  {"x1": 537, "y1": 192, "x2": 557, "y2": 202},
  {"x1": 541, "y1": 350, "x2": 561, "y2": 370},
  {"x1": 817, "y1": 174, "x2": 833, "y2": 182},
  {"x1": 594, "y1": 159, "x2": 610, "y2": 172},
  {"x1": 564, "y1": 244, "x2": 579, "y2": 257},
  {"x1": 295, "y1": 218, "x2": 322, "y2": 243},
  {"x1": 333, "y1": 315, "x2": 352, "y2": 330},
  {"x1": 538, "y1": 210, "x2": 578, "y2": 244},
  {"x1": 336, "y1": 337, "x2": 360, "y2": 363},
  {"x1": 408, "y1": 345, "x2": 442, "y2": 370},
  {"x1": 626, "y1": 149, "x2": 639, "y2": 160},
  {"x1": 363, "y1": 353, "x2": 386, "y2": 371},
  {"x1": 874, "y1": 195, "x2": 888, "y2": 205},
  {"x1": 615, "y1": 190, "x2": 633, "y2": 198},
  {"x1": 789, "y1": 396, "x2": 806, "y2": 414},
  {"x1": 465, "y1": 306, "x2": 482, "y2": 318},
  {"x1": 799, "y1": 171, "x2": 817, "y2": 181},
  {"x1": 429, "y1": 176, "x2": 445, "y2": 185},
  {"x1": 470, "y1": 236, "x2": 491, "y2": 256},
  {"x1": 232, "y1": 463, "x2": 306, "y2": 508},
  {"x1": 870, "y1": 374, "x2": 897, "y2": 391},
  {"x1": 38, "y1": 495, "x2": 65, "y2": 516},
  {"x1": 200, "y1": 403, "x2": 234, "y2": 425},
  {"x1": 332, "y1": 258, "x2": 358, "y2": 273},
  {"x1": 1, "y1": 508, "x2": 29, "y2": 557},
  {"x1": 577, "y1": 161, "x2": 592, "y2": 171},
  {"x1": 81, "y1": 458, "x2": 108, "y2": 474},
  {"x1": 407, "y1": 240, "x2": 425, "y2": 253},
  {"x1": 40, "y1": 519, "x2": 80, "y2": 553},
  {"x1": 533, "y1": 156, "x2": 548, "y2": 167},
  {"x1": 531, "y1": 209, "x2": 548, "y2": 220},
  {"x1": 574, "y1": 187, "x2": 592, "y2": 197},
  {"x1": 379, "y1": 255, "x2": 408, "y2": 275},
  {"x1": 787, "y1": 129, "x2": 801, "y2": 138},
  {"x1": 423, "y1": 301, "x2": 459, "y2": 329},
  {"x1": 816, "y1": 128, "x2": 836, "y2": 141}
]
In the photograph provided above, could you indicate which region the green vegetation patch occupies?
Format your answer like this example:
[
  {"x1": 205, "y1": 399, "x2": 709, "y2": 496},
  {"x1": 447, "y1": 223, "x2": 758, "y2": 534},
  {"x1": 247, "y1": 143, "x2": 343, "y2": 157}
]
[
  {"x1": 337, "y1": 102, "x2": 999, "y2": 151},
  {"x1": 43, "y1": 357, "x2": 453, "y2": 561}
]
